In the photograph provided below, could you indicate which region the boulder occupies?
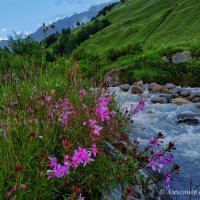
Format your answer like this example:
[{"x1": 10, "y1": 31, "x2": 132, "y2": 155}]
[
  {"x1": 165, "y1": 83, "x2": 176, "y2": 89},
  {"x1": 172, "y1": 98, "x2": 191, "y2": 105},
  {"x1": 151, "y1": 97, "x2": 168, "y2": 104},
  {"x1": 131, "y1": 86, "x2": 144, "y2": 94},
  {"x1": 120, "y1": 84, "x2": 130, "y2": 92},
  {"x1": 104, "y1": 68, "x2": 122, "y2": 86},
  {"x1": 171, "y1": 51, "x2": 192, "y2": 64},
  {"x1": 177, "y1": 113, "x2": 200, "y2": 125}
]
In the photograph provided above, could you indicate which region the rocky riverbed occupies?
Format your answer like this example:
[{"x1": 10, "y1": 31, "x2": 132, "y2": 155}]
[{"x1": 109, "y1": 81, "x2": 200, "y2": 200}]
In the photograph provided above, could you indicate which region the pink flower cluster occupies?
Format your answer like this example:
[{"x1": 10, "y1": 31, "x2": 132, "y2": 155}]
[
  {"x1": 147, "y1": 153, "x2": 174, "y2": 173},
  {"x1": 95, "y1": 97, "x2": 113, "y2": 122},
  {"x1": 47, "y1": 144, "x2": 98, "y2": 179},
  {"x1": 48, "y1": 98, "x2": 75, "y2": 127},
  {"x1": 88, "y1": 119, "x2": 102, "y2": 136},
  {"x1": 146, "y1": 136, "x2": 176, "y2": 188}
]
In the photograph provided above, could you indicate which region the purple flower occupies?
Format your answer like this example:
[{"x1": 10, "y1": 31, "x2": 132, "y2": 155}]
[
  {"x1": 71, "y1": 147, "x2": 94, "y2": 168},
  {"x1": 92, "y1": 143, "x2": 98, "y2": 157},
  {"x1": 164, "y1": 171, "x2": 172, "y2": 188},
  {"x1": 79, "y1": 193, "x2": 85, "y2": 200},
  {"x1": 3, "y1": 131, "x2": 7, "y2": 140},
  {"x1": 49, "y1": 157, "x2": 57, "y2": 168},
  {"x1": 162, "y1": 154, "x2": 174, "y2": 165},
  {"x1": 93, "y1": 125, "x2": 102, "y2": 136},
  {"x1": 110, "y1": 111, "x2": 116, "y2": 118},
  {"x1": 147, "y1": 159, "x2": 164, "y2": 173},
  {"x1": 148, "y1": 137, "x2": 161, "y2": 147},
  {"x1": 45, "y1": 96, "x2": 52, "y2": 103},
  {"x1": 79, "y1": 89, "x2": 87, "y2": 97},
  {"x1": 133, "y1": 100, "x2": 145, "y2": 114}
]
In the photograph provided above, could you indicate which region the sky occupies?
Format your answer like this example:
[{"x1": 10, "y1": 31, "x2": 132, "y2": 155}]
[{"x1": 0, "y1": 0, "x2": 111, "y2": 40}]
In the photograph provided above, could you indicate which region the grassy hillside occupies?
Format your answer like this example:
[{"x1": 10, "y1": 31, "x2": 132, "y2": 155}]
[
  {"x1": 44, "y1": 0, "x2": 200, "y2": 86},
  {"x1": 80, "y1": 0, "x2": 200, "y2": 52}
]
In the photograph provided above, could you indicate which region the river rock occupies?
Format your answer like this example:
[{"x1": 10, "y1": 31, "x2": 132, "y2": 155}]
[
  {"x1": 172, "y1": 98, "x2": 191, "y2": 105},
  {"x1": 151, "y1": 97, "x2": 168, "y2": 104},
  {"x1": 120, "y1": 84, "x2": 130, "y2": 92},
  {"x1": 160, "y1": 94, "x2": 173, "y2": 103},
  {"x1": 188, "y1": 95, "x2": 195, "y2": 101},
  {"x1": 169, "y1": 88, "x2": 184, "y2": 95},
  {"x1": 165, "y1": 83, "x2": 176, "y2": 89},
  {"x1": 160, "y1": 88, "x2": 174, "y2": 94},
  {"x1": 180, "y1": 90, "x2": 192, "y2": 97},
  {"x1": 171, "y1": 93, "x2": 179, "y2": 99},
  {"x1": 137, "y1": 80, "x2": 144, "y2": 86},
  {"x1": 171, "y1": 51, "x2": 192, "y2": 64},
  {"x1": 148, "y1": 82, "x2": 157, "y2": 90},
  {"x1": 141, "y1": 93, "x2": 149, "y2": 98},
  {"x1": 151, "y1": 85, "x2": 163, "y2": 93},
  {"x1": 193, "y1": 91, "x2": 200, "y2": 97},
  {"x1": 131, "y1": 86, "x2": 144, "y2": 94},
  {"x1": 192, "y1": 97, "x2": 200, "y2": 103},
  {"x1": 177, "y1": 113, "x2": 200, "y2": 125}
]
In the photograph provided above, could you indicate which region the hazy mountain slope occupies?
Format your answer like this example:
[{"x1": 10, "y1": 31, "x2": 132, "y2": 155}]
[
  {"x1": 30, "y1": 2, "x2": 116, "y2": 42},
  {"x1": 0, "y1": 1, "x2": 117, "y2": 48},
  {"x1": 79, "y1": 0, "x2": 200, "y2": 52}
]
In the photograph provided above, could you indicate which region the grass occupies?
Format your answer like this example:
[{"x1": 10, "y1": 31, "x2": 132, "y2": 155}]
[{"x1": 80, "y1": 0, "x2": 200, "y2": 51}]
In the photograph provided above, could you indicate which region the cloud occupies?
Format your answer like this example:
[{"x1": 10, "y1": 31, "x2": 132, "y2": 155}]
[
  {"x1": 0, "y1": 28, "x2": 8, "y2": 33},
  {"x1": 0, "y1": 37, "x2": 8, "y2": 41}
]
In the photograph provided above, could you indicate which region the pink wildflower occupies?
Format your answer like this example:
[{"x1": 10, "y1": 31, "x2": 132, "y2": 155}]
[
  {"x1": 164, "y1": 171, "x2": 172, "y2": 188},
  {"x1": 110, "y1": 111, "x2": 116, "y2": 118},
  {"x1": 45, "y1": 96, "x2": 52, "y2": 103},
  {"x1": 21, "y1": 184, "x2": 27, "y2": 190},
  {"x1": 93, "y1": 125, "x2": 102, "y2": 136},
  {"x1": 71, "y1": 147, "x2": 94, "y2": 168},
  {"x1": 92, "y1": 143, "x2": 98, "y2": 157},
  {"x1": 12, "y1": 185, "x2": 17, "y2": 192},
  {"x1": 148, "y1": 137, "x2": 161, "y2": 147},
  {"x1": 89, "y1": 119, "x2": 96, "y2": 128},
  {"x1": 95, "y1": 97, "x2": 111, "y2": 122},
  {"x1": 79, "y1": 193, "x2": 85, "y2": 200},
  {"x1": 6, "y1": 191, "x2": 12, "y2": 197},
  {"x1": 79, "y1": 89, "x2": 87, "y2": 97},
  {"x1": 3, "y1": 130, "x2": 7, "y2": 140},
  {"x1": 133, "y1": 100, "x2": 145, "y2": 114},
  {"x1": 49, "y1": 157, "x2": 57, "y2": 168},
  {"x1": 83, "y1": 121, "x2": 87, "y2": 126},
  {"x1": 147, "y1": 159, "x2": 163, "y2": 173},
  {"x1": 82, "y1": 104, "x2": 87, "y2": 110}
]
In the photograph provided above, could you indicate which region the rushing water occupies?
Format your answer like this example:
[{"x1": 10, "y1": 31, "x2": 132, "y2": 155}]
[{"x1": 110, "y1": 86, "x2": 200, "y2": 200}]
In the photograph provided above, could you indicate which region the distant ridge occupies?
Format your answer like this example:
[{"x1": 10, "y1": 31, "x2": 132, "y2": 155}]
[{"x1": 0, "y1": 0, "x2": 118, "y2": 48}]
